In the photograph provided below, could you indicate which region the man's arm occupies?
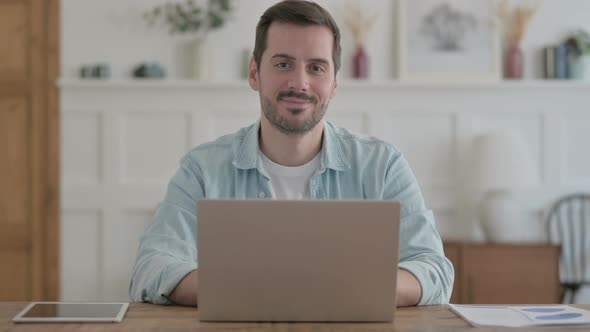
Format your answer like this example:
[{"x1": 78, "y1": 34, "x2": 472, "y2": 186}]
[
  {"x1": 384, "y1": 152, "x2": 455, "y2": 305},
  {"x1": 129, "y1": 158, "x2": 203, "y2": 304},
  {"x1": 396, "y1": 269, "x2": 422, "y2": 307},
  {"x1": 169, "y1": 270, "x2": 199, "y2": 306}
]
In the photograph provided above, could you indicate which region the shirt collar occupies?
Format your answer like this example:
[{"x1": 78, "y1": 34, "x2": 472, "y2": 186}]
[
  {"x1": 321, "y1": 121, "x2": 351, "y2": 171},
  {"x1": 233, "y1": 120, "x2": 351, "y2": 172}
]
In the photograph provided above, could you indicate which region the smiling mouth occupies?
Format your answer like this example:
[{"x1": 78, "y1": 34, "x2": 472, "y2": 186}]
[
  {"x1": 279, "y1": 99, "x2": 313, "y2": 114},
  {"x1": 277, "y1": 91, "x2": 317, "y2": 105},
  {"x1": 280, "y1": 97, "x2": 311, "y2": 105}
]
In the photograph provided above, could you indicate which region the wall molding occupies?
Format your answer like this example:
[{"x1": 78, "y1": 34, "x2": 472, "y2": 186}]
[{"x1": 59, "y1": 79, "x2": 590, "y2": 301}]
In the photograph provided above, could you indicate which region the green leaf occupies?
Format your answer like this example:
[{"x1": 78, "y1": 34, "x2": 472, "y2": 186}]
[
  {"x1": 145, "y1": 0, "x2": 230, "y2": 35},
  {"x1": 218, "y1": 0, "x2": 232, "y2": 12},
  {"x1": 209, "y1": 12, "x2": 224, "y2": 29}
]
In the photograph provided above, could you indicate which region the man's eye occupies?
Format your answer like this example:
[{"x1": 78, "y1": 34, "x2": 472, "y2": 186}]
[
  {"x1": 310, "y1": 65, "x2": 325, "y2": 73},
  {"x1": 275, "y1": 63, "x2": 290, "y2": 69}
]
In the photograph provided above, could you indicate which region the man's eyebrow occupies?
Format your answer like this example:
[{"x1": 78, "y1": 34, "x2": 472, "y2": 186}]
[
  {"x1": 308, "y1": 58, "x2": 330, "y2": 66},
  {"x1": 271, "y1": 54, "x2": 330, "y2": 66},
  {"x1": 271, "y1": 53, "x2": 296, "y2": 61}
]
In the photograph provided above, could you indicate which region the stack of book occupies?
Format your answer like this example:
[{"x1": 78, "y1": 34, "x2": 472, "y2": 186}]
[
  {"x1": 544, "y1": 30, "x2": 590, "y2": 80},
  {"x1": 543, "y1": 46, "x2": 569, "y2": 79}
]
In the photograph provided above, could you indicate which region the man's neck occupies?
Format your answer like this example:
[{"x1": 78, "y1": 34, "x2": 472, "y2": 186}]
[{"x1": 259, "y1": 118, "x2": 324, "y2": 167}]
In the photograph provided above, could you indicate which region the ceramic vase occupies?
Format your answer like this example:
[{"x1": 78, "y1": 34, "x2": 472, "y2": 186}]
[
  {"x1": 190, "y1": 37, "x2": 209, "y2": 80},
  {"x1": 504, "y1": 45, "x2": 523, "y2": 79},
  {"x1": 353, "y1": 46, "x2": 369, "y2": 79}
]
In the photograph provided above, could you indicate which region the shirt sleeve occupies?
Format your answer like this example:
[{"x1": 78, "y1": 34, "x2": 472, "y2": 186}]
[
  {"x1": 129, "y1": 157, "x2": 203, "y2": 304},
  {"x1": 383, "y1": 152, "x2": 455, "y2": 305}
]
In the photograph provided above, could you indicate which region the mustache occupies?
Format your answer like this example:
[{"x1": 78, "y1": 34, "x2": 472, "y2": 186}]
[{"x1": 277, "y1": 91, "x2": 317, "y2": 103}]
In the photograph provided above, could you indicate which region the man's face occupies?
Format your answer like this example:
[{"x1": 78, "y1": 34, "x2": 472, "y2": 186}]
[{"x1": 249, "y1": 22, "x2": 338, "y2": 136}]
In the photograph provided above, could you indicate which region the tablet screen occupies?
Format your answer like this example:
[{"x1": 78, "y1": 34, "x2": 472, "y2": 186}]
[
  {"x1": 14, "y1": 302, "x2": 129, "y2": 323},
  {"x1": 23, "y1": 303, "x2": 123, "y2": 318}
]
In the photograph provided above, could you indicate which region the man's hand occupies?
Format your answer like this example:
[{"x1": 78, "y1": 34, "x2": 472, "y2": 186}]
[
  {"x1": 168, "y1": 268, "x2": 420, "y2": 307},
  {"x1": 169, "y1": 269, "x2": 198, "y2": 306},
  {"x1": 396, "y1": 269, "x2": 422, "y2": 307}
]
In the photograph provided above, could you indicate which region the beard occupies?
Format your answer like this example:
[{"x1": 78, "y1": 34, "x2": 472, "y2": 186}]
[{"x1": 260, "y1": 90, "x2": 329, "y2": 136}]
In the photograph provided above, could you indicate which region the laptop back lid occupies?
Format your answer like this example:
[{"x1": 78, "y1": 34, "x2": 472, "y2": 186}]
[{"x1": 197, "y1": 200, "x2": 400, "y2": 322}]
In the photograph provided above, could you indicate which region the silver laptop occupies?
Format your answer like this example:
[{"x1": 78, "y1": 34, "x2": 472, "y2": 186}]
[{"x1": 197, "y1": 200, "x2": 401, "y2": 322}]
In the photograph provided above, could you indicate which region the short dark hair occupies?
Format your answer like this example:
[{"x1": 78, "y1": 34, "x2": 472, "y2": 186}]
[{"x1": 253, "y1": 0, "x2": 342, "y2": 76}]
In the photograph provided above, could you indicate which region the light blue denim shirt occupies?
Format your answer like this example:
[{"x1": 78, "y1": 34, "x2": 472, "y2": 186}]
[{"x1": 129, "y1": 121, "x2": 454, "y2": 305}]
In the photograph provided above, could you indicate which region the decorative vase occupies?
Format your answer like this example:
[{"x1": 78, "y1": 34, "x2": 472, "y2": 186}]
[
  {"x1": 353, "y1": 46, "x2": 369, "y2": 79},
  {"x1": 479, "y1": 191, "x2": 544, "y2": 243},
  {"x1": 504, "y1": 45, "x2": 523, "y2": 79},
  {"x1": 190, "y1": 37, "x2": 209, "y2": 80},
  {"x1": 582, "y1": 55, "x2": 590, "y2": 81},
  {"x1": 569, "y1": 55, "x2": 590, "y2": 81}
]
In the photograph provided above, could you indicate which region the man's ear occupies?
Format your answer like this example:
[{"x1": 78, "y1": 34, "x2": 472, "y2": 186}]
[
  {"x1": 248, "y1": 57, "x2": 259, "y2": 91},
  {"x1": 330, "y1": 79, "x2": 338, "y2": 99}
]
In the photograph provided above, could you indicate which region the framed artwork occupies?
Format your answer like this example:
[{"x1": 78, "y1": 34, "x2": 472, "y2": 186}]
[{"x1": 397, "y1": 0, "x2": 501, "y2": 82}]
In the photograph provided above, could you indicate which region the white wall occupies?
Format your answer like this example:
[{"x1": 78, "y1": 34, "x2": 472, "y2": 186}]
[
  {"x1": 59, "y1": 80, "x2": 590, "y2": 302},
  {"x1": 62, "y1": 0, "x2": 590, "y2": 80},
  {"x1": 60, "y1": 0, "x2": 590, "y2": 303}
]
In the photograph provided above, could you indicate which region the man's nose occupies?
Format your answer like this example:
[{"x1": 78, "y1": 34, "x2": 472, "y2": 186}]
[{"x1": 286, "y1": 66, "x2": 310, "y2": 92}]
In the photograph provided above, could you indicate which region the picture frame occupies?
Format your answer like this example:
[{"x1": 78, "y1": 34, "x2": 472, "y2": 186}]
[{"x1": 397, "y1": 0, "x2": 501, "y2": 82}]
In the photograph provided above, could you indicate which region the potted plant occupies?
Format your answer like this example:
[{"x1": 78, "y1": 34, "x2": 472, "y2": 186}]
[
  {"x1": 343, "y1": 2, "x2": 377, "y2": 79},
  {"x1": 144, "y1": 0, "x2": 233, "y2": 79},
  {"x1": 496, "y1": 0, "x2": 542, "y2": 79},
  {"x1": 565, "y1": 30, "x2": 590, "y2": 80}
]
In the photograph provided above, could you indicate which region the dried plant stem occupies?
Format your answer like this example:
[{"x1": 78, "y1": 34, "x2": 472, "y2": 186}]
[
  {"x1": 497, "y1": 0, "x2": 541, "y2": 47},
  {"x1": 343, "y1": 1, "x2": 377, "y2": 48}
]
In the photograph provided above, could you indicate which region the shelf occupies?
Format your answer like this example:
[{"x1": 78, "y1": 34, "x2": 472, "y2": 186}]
[{"x1": 57, "y1": 78, "x2": 590, "y2": 90}]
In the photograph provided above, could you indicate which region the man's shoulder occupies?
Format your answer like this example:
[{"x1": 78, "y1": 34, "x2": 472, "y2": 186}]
[
  {"x1": 328, "y1": 123, "x2": 401, "y2": 157},
  {"x1": 181, "y1": 123, "x2": 254, "y2": 165}
]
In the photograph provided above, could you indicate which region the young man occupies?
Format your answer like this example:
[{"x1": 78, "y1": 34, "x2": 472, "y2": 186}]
[{"x1": 130, "y1": 0, "x2": 454, "y2": 307}]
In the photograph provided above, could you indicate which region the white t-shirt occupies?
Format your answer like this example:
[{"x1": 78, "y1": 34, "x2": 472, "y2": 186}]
[{"x1": 259, "y1": 150, "x2": 321, "y2": 200}]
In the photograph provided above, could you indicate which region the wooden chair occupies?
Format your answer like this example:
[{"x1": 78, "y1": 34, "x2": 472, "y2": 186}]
[{"x1": 546, "y1": 193, "x2": 590, "y2": 304}]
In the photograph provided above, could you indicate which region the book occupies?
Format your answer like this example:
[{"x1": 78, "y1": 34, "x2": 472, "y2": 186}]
[
  {"x1": 449, "y1": 304, "x2": 590, "y2": 328},
  {"x1": 555, "y1": 45, "x2": 569, "y2": 79},
  {"x1": 544, "y1": 46, "x2": 556, "y2": 79}
]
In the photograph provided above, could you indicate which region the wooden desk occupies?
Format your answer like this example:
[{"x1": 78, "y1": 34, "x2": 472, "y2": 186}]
[{"x1": 2, "y1": 303, "x2": 590, "y2": 331}]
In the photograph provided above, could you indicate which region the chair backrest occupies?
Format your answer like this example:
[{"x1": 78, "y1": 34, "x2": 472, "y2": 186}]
[{"x1": 546, "y1": 193, "x2": 590, "y2": 284}]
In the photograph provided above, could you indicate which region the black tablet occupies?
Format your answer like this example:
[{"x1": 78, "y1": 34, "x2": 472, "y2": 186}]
[{"x1": 13, "y1": 302, "x2": 129, "y2": 323}]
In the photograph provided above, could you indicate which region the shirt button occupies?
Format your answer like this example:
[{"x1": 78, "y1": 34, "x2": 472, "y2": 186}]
[{"x1": 259, "y1": 192, "x2": 266, "y2": 198}]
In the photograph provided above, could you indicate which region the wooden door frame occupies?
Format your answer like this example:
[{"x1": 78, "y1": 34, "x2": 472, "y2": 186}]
[
  {"x1": 30, "y1": 0, "x2": 60, "y2": 301},
  {"x1": 46, "y1": 0, "x2": 60, "y2": 301}
]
